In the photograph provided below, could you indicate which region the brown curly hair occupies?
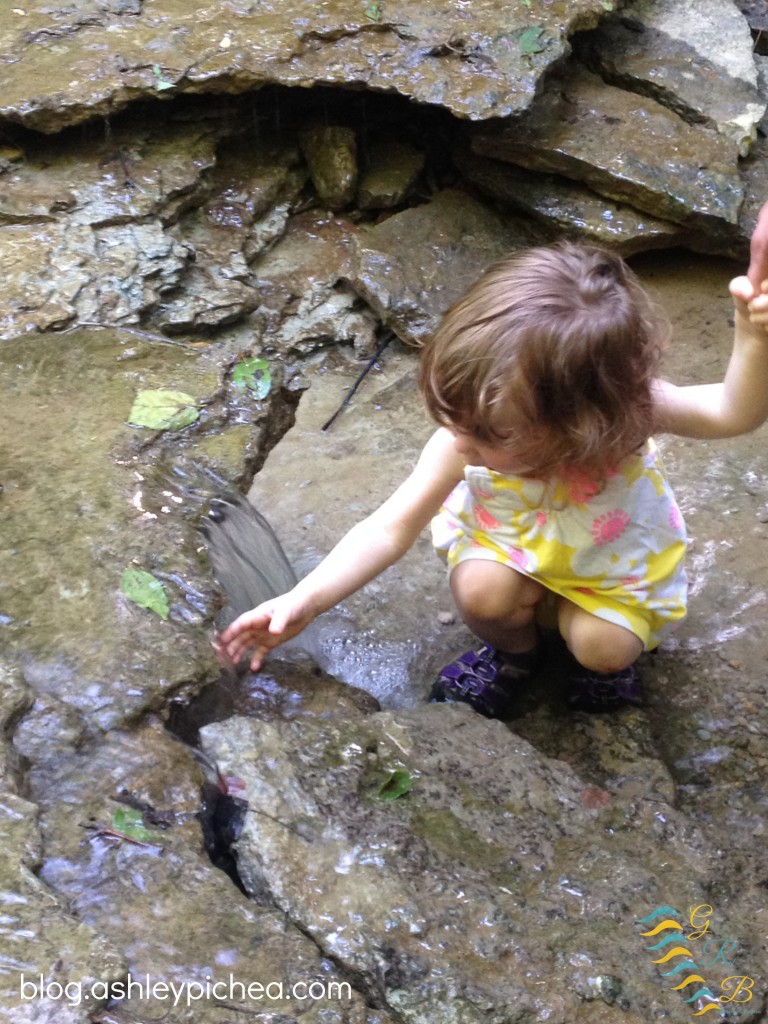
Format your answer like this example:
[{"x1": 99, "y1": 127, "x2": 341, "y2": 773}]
[{"x1": 419, "y1": 242, "x2": 670, "y2": 478}]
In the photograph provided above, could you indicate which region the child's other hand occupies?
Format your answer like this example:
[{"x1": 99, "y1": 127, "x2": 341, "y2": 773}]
[{"x1": 216, "y1": 592, "x2": 315, "y2": 672}]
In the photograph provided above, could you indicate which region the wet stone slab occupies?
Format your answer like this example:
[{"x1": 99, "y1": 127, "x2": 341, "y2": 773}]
[
  {"x1": 0, "y1": 0, "x2": 614, "y2": 131},
  {"x1": 453, "y1": 144, "x2": 686, "y2": 255},
  {"x1": 0, "y1": 327, "x2": 303, "y2": 732},
  {"x1": 25, "y1": 722, "x2": 390, "y2": 1024},
  {"x1": 470, "y1": 65, "x2": 744, "y2": 236},
  {"x1": 201, "y1": 704, "x2": 765, "y2": 1023},
  {"x1": 348, "y1": 189, "x2": 545, "y2": 347},
  {"x1": 574, "y1": 0, "x2": 766, "y2": 154},
  {"x1": 0, "y1": 790, "x2": 126, "y2": 1024}
]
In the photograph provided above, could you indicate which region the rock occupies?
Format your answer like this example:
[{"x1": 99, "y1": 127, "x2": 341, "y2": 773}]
[
  {"x1": 0, "y1": 119, "x2": 218, "y2": 230},
  {"x1": 0, "y1": 1, "x2": 616, "y2": 133},
  {"x1": 574, "y1": 0, "x2": 766, "y2": 154},
  {"x1": 735, "y1": 1, "x2": 768, "y2": 36},
  {"x1": 252, "y1": 211, "x2": 379, "y2": 356},
  {"x1": 201, "y1": 704, "x2": 760, "y2": 1021},
  {"x1": 470, "y1": 65, "x2": 744, "y2": 237},
  {"x1": 0, "y1": 662, "x2": 32, "y2": 792},
  {"x1": 28, "y1": 722, "x2": 388, "y2": 1023},
  {"x1": 454, "y1": 144, "x2": 685, "y2": 254},
  {"x1": 170, "y1": 653, "x2": 380, "y2": 744},
  {"x1": 0, "y1": 790, "x2": 126, "y2": 1024},
  {"x1": 0, "y1": 327, "x2": 303, "y2": 731},
  {"x1": 300, "y1": 124, "x2": 358, "y2": 211},
  {"x1": 348, "y1": 189, "x2": 544, "y2": 346},
  {"x1": 357, "y1": 140, "x2": 426, "y2": 210}
]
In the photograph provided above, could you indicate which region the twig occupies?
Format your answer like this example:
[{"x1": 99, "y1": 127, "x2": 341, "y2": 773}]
[
  {"x1": 65, "y1": 321, "x2": 196, "y2": 349},
  {"x1": 321, "y1": 332, "x2": 394, "y2": 432}
]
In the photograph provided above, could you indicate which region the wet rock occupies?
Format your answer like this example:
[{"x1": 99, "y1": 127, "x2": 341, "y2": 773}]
[
  {"x1": 12, "y1": 693, "x2": 88, "y2": 767},
  {"x1": 0, "y1": 119, "x2": 218, "y2": 230},
  {"x1": 171, "y1": 654, "x2": 380, "y2": 745},
  {"x1": 0, "y1": 115, "x2": 223, "y2": 339},
  {"x1": 348, "y1": 189, "x2": 544, "y2": 346},
  {"x1": 0, "y1": 790, "x2": 126, "y2": 1024},
  {"x1": 300, "y1": 124, "x2": 358, "y2": 211},
  {"x1": 252, "y1": 211, "x2": 379, "y2": 356},
  {"x1": 357, "y1": 140, "x2": 425, "y2": 211},
  {"x1": 454, "y1": 145, "x2": 685, "y2": 255},
  {"x1": 201, "y1": 704, "x2": 761, "y2": 1021},
  {"x1": 0, "y1": 1, "x2": 615, "y2": 133},
  {"x1": 470, "y1": 65, "x2": 744, "y2": 237},
  {"x1": 0, "y1": 328, "x2": 303, "y2": 731},
  {"x1": 574, "y1": 0, "x2": 766, "y2": 154},
  {"x1": 29, "y1": 722, "x2": 385, "y2": 1023},
  {"x1": 0, "y1": 662, "x2": 32, "y2": 792}
]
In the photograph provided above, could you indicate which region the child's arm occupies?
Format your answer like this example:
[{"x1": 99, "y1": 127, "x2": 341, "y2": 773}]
[
  {"x1": 217, "y1": 428, "x2": 465, "y2": 671},
  {"x1": 652, "y1": 276, "x2": 768, "y2": 439}
]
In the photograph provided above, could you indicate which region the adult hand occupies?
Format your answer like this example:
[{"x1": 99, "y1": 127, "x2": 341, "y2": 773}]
[{"x1": 747, "y1": 199, "x2": 768, "y2": 291}]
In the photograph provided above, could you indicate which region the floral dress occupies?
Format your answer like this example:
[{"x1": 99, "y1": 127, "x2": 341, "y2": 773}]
[{"x1": 431, "y1": 439, "x2": 687, "y2": 650}]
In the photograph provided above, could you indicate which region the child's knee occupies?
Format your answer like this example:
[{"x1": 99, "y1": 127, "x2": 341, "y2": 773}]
[
  {"x1": 451, "y1": 560, "x2": 542, "y2": 622},
  {"x1": 561, "y1": 605, "x2": 643, "y2": 672}
]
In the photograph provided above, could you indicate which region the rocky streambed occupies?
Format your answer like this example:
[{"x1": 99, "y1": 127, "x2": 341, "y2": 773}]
[{"x1": 1, "y1": 1, "x2": 768, "y2": 1022}]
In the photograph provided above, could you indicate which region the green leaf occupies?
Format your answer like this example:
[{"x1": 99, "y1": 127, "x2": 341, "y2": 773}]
[
  {"x1": 152, "y1": 64, "x2": 174, "y2": 91},
  {"x1": 365, "y1": 2, "x2": 382, "y2": 21},
  {"x1": 519, "y1": 25, "x2": 546, "y2": 55},
  {"x1": 378, "y1": 769, "x2": 413, "y2": 801},
  {"x1": 231, "y1": 357, "x2": 272, "y2": 399},
  {"x1": 600, "y1": 0, "x2": 614, "y2": 9},
  {"x1": 128, "y1": 389, "x2": 199, "y2": 431},
  {"x1": 120, "y1": 568, "x2": 170, "y2": 620},
  {"x1": 521, "y1": 0, "x2": 532, "y2": 6},
  {"x1": 112, "y1": 807, "x2": 156, "y2": 843}
]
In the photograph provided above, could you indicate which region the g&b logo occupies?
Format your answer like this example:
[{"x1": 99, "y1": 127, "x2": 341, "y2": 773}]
[{"x1": 636, "y1": 903, "x2": 757, "y2": 1017}]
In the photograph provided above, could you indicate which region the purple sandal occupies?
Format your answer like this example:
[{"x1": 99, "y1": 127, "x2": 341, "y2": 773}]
[
  {"x1": 430, "y1": 644, "x2": 539, "y2": 719},
  {"x1": 567, "y1": 661, "x2": 643, "y2": 713}
]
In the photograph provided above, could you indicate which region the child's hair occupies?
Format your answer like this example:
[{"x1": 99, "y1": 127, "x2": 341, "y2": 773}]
[{"x1": 419, "y1": 241, "x2": 670, "y2": 478}]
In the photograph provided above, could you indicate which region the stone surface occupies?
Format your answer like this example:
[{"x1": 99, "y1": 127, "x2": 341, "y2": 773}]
[
  {"x1": 250, "y1": 210, "x2": 379, "y2": 356},
  {"x1": 0, "y1": 0, "x2": 615, "y2": 133},
  {"x1": 575, "y1": 0, "x2": 766, "y2": 153},
  {"x1": 201, "y1": 704, "x2": 764, "y2": 1022},
  {"x1": 357, "y1": 140, "x2": 426, "y2": 211},
  {"x1": 0, "y1": 791, "x2": 126, "y2": 1024},
  {"x1": 26, "y1": 722, "x2": 388, "y2": 1024},
  {"x1": 453, "y1": 144, "x2": 685, "y2": 255},
  {"x1": 470, "y1": 65, "x2": 744, "y2": 236},
  {"x1": 300, "y1": 124, "x2": 359, "y2": 211},
  {"x1": 0, "y1": 664, "x2": 32, "y2": 793},
  {"x1": 348, "y1": 189, "x2": 544, "y2": 346},
  {"x1": 0, "y1": 327, "x2": 303, "y2": 731}
]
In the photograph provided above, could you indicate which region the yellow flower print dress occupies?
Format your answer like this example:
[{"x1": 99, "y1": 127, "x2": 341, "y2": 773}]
[{"x1": 431, "y1": 440, "x2": 687, "y2": 650}]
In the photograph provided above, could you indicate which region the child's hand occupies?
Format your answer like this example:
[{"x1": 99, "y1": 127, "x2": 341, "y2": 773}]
[{"x1": 215, "y1": 591, "x2": 315, "y2": 672}]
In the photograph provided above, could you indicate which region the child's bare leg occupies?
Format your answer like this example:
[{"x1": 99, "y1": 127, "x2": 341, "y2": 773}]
[
  {"x1": 558, "y1": 599, "x2": 643, "y2": 672},
  {"x1": 432, "y1": 561, "x2": 545, "y2": 717},
  {"x1": 450, "y1": 560, "x2": 545, "y2": 654}
]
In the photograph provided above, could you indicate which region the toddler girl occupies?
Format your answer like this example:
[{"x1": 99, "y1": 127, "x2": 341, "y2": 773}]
[{"x1": 217, "y1": 241, "x2": 768, "y2": 716}]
